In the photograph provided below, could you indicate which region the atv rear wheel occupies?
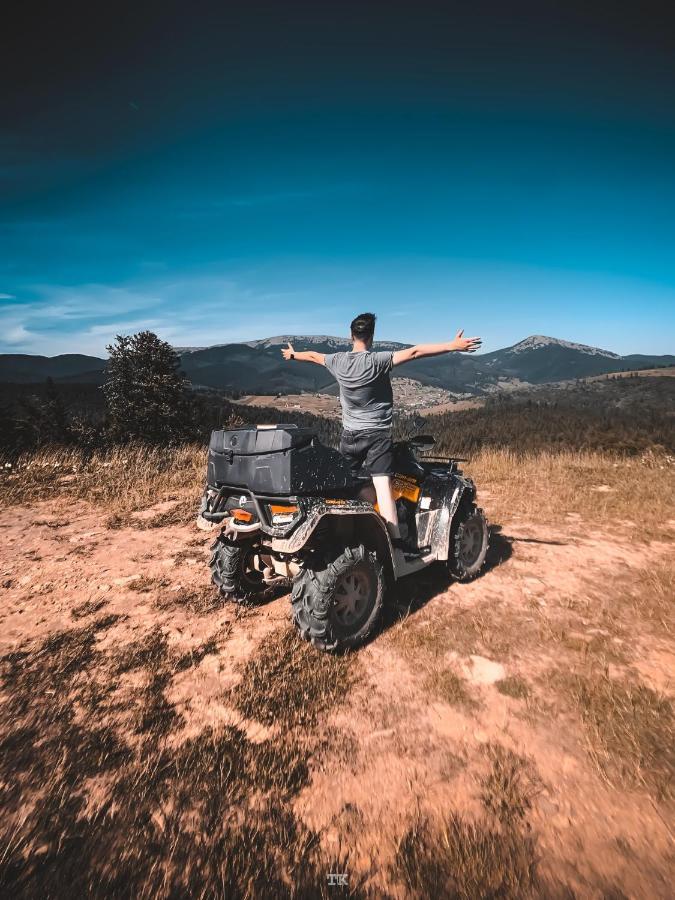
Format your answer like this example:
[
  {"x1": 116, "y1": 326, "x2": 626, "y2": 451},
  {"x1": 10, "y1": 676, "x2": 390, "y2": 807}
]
[
  {"x1": 209, "y1": 536, "x2": 270, "y2": 603},
  {"x1": 291, "y1": 545, "x2": 384, "y2": 652},
  {"x1": 448, "y1": 501, "x2": 489, "y2": 581}
]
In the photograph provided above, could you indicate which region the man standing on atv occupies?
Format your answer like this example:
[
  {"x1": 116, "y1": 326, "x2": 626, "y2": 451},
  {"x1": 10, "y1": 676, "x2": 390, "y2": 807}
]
[{"x1": 281, "y1": 313, "x2": 481, "y2": 550}]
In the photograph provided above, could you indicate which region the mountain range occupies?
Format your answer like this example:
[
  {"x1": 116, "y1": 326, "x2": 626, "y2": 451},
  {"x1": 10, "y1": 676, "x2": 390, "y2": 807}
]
[{"x1": 1, "y1": 336, "x2": 673, "y2": 396}]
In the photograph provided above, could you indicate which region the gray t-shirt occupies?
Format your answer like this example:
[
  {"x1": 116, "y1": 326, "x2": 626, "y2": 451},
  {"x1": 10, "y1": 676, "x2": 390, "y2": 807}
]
[{"x1": 324, "y1": 350, "x2": 394, "y2": 431}]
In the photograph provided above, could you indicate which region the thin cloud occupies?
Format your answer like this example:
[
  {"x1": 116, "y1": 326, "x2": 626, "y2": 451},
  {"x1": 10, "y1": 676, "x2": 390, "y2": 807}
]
[
  {"x1": 87, "y1": 320, "x2": 161, "y2": 338},
  {"x1": 2, "y1": 323, "x2": 32, "y2": 344},
  {"x1": 0, "y1": 275, "x2": 316, "y2": 355}
]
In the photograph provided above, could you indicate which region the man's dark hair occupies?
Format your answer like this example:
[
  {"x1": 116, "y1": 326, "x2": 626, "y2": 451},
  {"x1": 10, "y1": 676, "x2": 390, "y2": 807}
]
[{"x1": 350, "y1": 312, "x2": 376, "y2": 341}]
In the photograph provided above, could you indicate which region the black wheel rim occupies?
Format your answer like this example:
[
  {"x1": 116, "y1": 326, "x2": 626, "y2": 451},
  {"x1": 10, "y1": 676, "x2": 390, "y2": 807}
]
[
  {"x1": 334, "y1": 568, "x2": 372, "y2": 628},
  {"x1": 459, "y1": 517, "x2": 484, "y2": 567},
  {"x1": 240, "y1": 548, "x2": 265, "y2": 589}
]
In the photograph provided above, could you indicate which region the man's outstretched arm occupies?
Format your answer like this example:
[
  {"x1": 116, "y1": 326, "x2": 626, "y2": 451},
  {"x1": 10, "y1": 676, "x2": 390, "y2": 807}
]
[
  {"x1": 281, "y1": 342, "x2": 326, "y2": 365},
  {"x1": 392, "y1": 330, "x2": 481, "y2": 366}
]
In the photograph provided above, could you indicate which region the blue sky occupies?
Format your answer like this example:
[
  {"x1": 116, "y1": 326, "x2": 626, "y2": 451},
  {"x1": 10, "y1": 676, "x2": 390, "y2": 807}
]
[{"x1": 2, "y1": 3, "x2": 675, "y2": 357}]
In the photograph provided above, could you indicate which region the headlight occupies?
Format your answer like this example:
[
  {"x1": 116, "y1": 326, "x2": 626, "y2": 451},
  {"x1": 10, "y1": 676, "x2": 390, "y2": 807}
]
[{"x1": 269, "y1": 503, "x2": 299, "y2": 525}]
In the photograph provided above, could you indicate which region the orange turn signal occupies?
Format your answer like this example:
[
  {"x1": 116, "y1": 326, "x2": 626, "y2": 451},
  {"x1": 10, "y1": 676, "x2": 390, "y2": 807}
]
[
  {"x1": 232, "y1": 508, "x2": 253, "y2": 522},
  {"x1": 269, "y1": 504, "x2": 298, "y2": 515}
]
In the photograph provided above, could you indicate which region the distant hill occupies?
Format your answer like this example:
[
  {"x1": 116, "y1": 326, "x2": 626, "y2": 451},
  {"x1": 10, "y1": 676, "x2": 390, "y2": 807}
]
[
  {"x1": 389, "y1": 334, "x2": 674, "y2": 392},
  {"x1": 477, "y1": 335, "x2": 633, "y2": 384},
  {"x1": 178, "y1": 334, "x2": 674, "y2": 394},
  {"x1": 1, "y1": 335, "x2": 673, "y2": 394},
  {"x1": 0, "y1": 353, "x2": 107, "y2": 384}
]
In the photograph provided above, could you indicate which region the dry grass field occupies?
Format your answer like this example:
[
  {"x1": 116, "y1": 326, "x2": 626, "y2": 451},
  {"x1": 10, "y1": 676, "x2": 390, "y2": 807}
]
[
  {"x1": 238, "y1": 392, "x2": 342, "y2": 418},
  {"x1": 237, "y1": 378, "x2": 471, "y2": 420},
  {"x1": 585, "y1": 366, "x2": 675, "y2": 380},
  {"x1": 0, "y1": 445, "x2": 673, "y2": 897}
]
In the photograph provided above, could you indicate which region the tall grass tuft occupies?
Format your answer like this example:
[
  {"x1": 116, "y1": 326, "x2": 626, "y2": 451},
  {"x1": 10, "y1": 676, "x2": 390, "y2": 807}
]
[
  {"x1": 465, "y1": 447, "x2": 674, "y2": 538},
  {"x1": 0, "y1": 443, "x2": 206, "y2": 513}
]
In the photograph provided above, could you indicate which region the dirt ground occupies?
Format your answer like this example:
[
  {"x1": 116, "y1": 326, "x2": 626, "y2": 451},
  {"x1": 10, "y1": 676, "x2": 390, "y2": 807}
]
[{"x1": 0, "y1": 484, "x2": 673, "y2": 897}]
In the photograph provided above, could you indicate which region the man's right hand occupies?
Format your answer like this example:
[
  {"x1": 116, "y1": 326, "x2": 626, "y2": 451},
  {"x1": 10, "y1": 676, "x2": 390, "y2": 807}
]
[
  {"x1": 450, "y1": 330, "x2": 482, "y2": 353},
  {"x1": 281, "y1": 342, "x2": 295, "y2": 360},
  {"x1": 392, "y1": 328, "x2": 482, "y2": 366}
]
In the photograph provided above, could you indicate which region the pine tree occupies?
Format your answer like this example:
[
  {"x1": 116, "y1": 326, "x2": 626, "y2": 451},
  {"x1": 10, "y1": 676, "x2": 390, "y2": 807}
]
[
  {"x1": 103, "y1": 332, "x2": 198, "y2": 443},
  {"x1": 43, "y1": 377, "x2": 70, "y2": 441},
  {"x1": 13, "y1": 378, "x2": 72, "y2": 448}
]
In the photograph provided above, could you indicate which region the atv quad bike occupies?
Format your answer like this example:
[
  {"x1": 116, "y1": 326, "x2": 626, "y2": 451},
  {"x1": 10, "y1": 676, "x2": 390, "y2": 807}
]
[{"x1": 199, "y1": 424, "x2": 488, "y2": 652}]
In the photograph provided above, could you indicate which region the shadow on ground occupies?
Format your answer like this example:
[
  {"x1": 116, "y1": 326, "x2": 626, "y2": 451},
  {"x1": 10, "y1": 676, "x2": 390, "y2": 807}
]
[
  {"x1": 379, "y1": 521, "x2": 513, "y2": 639},
  {"x1": 210, "y1": 520, "x2": 566, "y2": 652}
]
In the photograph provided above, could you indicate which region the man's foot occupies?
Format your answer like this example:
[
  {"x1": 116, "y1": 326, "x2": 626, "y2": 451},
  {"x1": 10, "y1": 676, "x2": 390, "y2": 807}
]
[{"x1": 391, "y1": 536, "x2": 422, "y2": 558}]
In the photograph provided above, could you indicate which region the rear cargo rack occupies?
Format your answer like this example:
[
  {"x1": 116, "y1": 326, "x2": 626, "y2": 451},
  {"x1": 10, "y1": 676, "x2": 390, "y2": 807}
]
[
  {"x1": 207, "y1": 424, "x2": 353, "y2": 495},
  {"x1": 209, "y1": 483, "x2": 300, "y2": 528}
]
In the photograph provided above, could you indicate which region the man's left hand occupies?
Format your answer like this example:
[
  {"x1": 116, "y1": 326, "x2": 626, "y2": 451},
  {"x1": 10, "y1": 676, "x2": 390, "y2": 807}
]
[{"x1": 450, "y1": 330, "x2": 482, "y2": 353}]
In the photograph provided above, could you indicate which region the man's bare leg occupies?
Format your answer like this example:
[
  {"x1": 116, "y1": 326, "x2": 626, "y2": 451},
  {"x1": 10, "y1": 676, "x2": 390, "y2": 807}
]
[{"x1": 372, "y1": 475, "x2": 400, "y2": 539}]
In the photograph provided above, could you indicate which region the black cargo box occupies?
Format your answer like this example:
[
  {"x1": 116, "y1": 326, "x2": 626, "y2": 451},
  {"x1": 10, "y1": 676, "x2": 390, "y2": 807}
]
[{"x1": 207, "y1": 425, "x2": 354, "y2": 495}]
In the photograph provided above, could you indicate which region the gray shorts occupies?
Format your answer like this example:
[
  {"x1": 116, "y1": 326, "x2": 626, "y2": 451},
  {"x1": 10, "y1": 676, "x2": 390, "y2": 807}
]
[{"x1": 339, "y1": 428, "x2": 394, "y2": 478}]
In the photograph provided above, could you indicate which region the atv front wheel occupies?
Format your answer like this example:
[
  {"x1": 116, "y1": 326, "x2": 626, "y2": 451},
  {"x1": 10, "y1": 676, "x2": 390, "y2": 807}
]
[
  {"x1": 209, "y1": 536, "x2": 270, "y2": 603},
  {"x1": 291, "y1": 545, "x2": 384, "y2": 652},
  {"x1": 449, "y1": 502, "x2": 489, "y2": 581}
]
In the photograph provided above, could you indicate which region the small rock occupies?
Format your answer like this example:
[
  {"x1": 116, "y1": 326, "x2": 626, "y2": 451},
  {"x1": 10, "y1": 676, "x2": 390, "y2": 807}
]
[
  {"x1": 462, "y1": 655, "x2": 506, "y2": 685},
  {"x1": 365, "y1": 728, "x2": 396, "y2": 742},
  {"x1": 539, "y1": 797, "x2": 559, "y2": 816},
  {"x1": 561, "y1": 755, "x2": 576, "y2": 774}
]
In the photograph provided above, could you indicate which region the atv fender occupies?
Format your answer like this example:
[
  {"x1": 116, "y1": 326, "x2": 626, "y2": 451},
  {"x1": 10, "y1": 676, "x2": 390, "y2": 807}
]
[
  {"x1": 271, "y1": 500, "x2": 394, "y2": 558},
  {"x1": 416, "y1": 471, "x2": 475, "y2": 562}
]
